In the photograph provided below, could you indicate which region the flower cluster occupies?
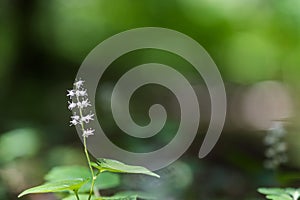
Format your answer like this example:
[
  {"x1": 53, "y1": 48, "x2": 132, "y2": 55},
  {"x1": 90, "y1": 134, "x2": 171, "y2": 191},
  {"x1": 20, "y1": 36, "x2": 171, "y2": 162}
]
[
  {"x1": 264, "y1": 122, "x2": 288, "y2": 169},
  {"x1": 67, "y1": 79, "x2": 95, "y2": 137}
]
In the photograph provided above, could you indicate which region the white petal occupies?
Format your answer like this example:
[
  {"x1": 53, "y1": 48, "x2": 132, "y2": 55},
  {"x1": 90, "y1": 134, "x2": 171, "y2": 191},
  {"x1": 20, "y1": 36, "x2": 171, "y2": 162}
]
[{"x1": 74, "y1": 80, "x2": 84, "y2": 89}]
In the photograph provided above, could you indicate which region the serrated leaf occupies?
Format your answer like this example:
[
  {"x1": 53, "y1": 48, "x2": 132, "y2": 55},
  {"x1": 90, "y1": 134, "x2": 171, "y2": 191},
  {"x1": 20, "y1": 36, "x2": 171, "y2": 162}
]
[
  {"x1": 45, "y1": 166, "x2": 120, "y2": 192},
  {"x1": 93, "y1": 159, "x2": 160, "y2": 178},
  {"x1": 18, "y1": 179, "x2": 87, "y2": 198}
]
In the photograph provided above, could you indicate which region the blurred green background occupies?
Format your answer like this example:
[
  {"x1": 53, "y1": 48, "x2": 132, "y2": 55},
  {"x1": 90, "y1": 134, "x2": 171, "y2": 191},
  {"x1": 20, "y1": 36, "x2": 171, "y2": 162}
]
[{"x1": 1, "y1": 0, "x2": 300, "y2": 199}]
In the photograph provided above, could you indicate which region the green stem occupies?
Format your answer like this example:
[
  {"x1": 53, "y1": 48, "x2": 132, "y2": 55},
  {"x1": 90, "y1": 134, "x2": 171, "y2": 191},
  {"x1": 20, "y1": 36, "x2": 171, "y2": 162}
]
[
  {"x1": 76, "y1": 95, "x2": 97, "y2": 200},
  {"x1": 74, "y1": 190, "x2": 80, "y2": 200},
  {"x1": 84, "y1": 137, "x2": 96, "y2": 200}
]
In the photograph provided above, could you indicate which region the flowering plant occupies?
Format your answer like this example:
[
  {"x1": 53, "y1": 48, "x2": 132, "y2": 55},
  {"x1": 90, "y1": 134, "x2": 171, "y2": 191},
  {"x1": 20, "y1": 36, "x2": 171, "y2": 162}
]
[
  {"x1": 18, "y1": 80, "x2": 159, "y2": 200},
  {"x1": 258, "y1": 122, "x2": 299, "y2": 200}
]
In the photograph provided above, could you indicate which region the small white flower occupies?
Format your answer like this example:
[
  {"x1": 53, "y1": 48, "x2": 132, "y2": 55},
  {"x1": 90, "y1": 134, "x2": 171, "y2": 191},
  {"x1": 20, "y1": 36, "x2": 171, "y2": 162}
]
[
  {"x1": 81, "y1": 113, "x2": 94, "y2": 123},
  {"x1": 264, "y1": 160, "x2": 275, "y2": 169},
  {"x1": 276, "y1": 142, "x2": 287, "y2": 152},
  {"x1": 265, "y1": 148, "x2": 276, "y2": 158},
  {"x1": 71, "y1": 114, "x2": 80, "y2": 121},
  {"x1": 278, "y1": 155, "x2": 288, "y2": 163},
  {"x1": 68, "y1": 101, "x2": 77, "y2": 110},
  {"x1": 83, "y1": 128, "x2": 95, "y2": 137},
  {"x1": 67, "y1": 90, "x2": 76, "y2": 98},
  {"x1": 269, "y1": 122, "x2": 286, "y2": 137},
  {"x1": 74, "y1": 80, "x2": 85, "y2": 89},
  {"x1": 81, "y1": 99, "x2": 91, "y2": 108},
  {"x1": 75, "y1": 89, "x2": 87, "y2": 97},
  {"x1": 264, "y1": 135, "x2": 277, "y2": 145},
  {"x1": 70, "y1": 119, "x2": 79, "y2": 126},
  {"x1": 77, "y1": 102, "x2": 83, "y2": 109},
  {"x1": 77, "y1": 101, "x2": 90, "y2": 109}
]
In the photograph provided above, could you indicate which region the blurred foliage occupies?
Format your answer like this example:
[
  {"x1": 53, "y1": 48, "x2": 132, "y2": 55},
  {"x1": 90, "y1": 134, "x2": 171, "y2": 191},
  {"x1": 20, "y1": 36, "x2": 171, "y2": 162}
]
[
  {"x1": 258, "y1": 187, "x2": 300, "y2": 200},
  {"x1": 0, "y1": 128, "x2": 40, "y2": 164},
  {"x1": 19, "y1": 160, "x2": 159, "y2": 200}
]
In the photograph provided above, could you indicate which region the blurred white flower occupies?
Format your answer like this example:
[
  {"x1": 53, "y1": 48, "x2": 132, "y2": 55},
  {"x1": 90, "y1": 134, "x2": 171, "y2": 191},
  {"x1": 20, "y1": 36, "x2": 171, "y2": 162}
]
[
  {"x1": 83, "y1": 128, "x2": 95, "y2": 137},
  {"x1": 276, "y1": 142, "x2": 287, "y2": 152},
  {"x1": 75, "y1": 89, "x2": 87, "y2": 97},
  {"x1": 74, "y1": 80, "x2": 84, "y2": 89},
  {"x1": 81, "y1": 99, "x2": 91, "y2": 107},
  {"x1": 70, "y1": 119, "x2": 79, "y2": 126},
  {"x1": 81, "y1": 113, "x2": 94, "y2": 123},
  {"x1": 68, "y1": 101, "x2": 77, "y2": 110},
  {"x1": 67, "y1": 90, "x2": 76, "y2": 98},
  {"x1": 263, "y1": 121, "x2": 288, "y2": 169},
  {"x1": 71, "y1": 114, "x2": 80, "y2": 121},
  {"x1": 77, "y1": 99, "x2": 91, "y2": 109},
  {"x1": 264, "y1": 135, "x2": 278, "y2": 145},
  {"x1": 265, "y1": 148, "x2": 276, "y2": 158}
]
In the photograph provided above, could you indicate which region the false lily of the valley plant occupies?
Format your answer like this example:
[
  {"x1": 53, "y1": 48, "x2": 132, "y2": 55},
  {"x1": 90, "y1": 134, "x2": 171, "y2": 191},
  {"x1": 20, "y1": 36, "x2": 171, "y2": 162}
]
[{"x1": 18, "y1": 79, "x2": 159, "y2": 200}]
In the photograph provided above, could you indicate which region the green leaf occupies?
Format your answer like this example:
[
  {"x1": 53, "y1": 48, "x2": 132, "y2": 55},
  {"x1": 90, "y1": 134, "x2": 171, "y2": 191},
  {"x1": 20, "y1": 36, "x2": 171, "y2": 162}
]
[
  {"x1": 106, "y1": 191, "x2": 156, "y2": 200},
  {"x1": 18, "y1": 179, "x2": 87, "y2": 198},
  {"x1": 63, "y1": 191, "x2": 156, "y2": 200},
  {"x1": 285, "y1": 188, "x2": 298, "y2": 197},
  {"x1": 63, "y1": 194, "x2": 135, "y2": 200},
  {"x1": 265, "y1": 195, "x2": 292, "y2": 200},
  {"x1": 0, "y1": 128, "x2": 40, "y2": 163},
  {"x1": 45, "y1": 166, "x2": 120, "y2": 192},
  {"x1": 62, "y1": 194, "x2": 98, "y2": 200},
  {"x1": 45, "y1": 166, "x2": 91, "y2": 181},
  {"x1": 93, "y1": 159, "x2": 160, "y2": 178},
  {"x1": 102, "y1": 194, "x2": 138, "y2": 200},
  {"x1": 257, "y1": 188, "x2": 300, "y2": 200},
  {"x1": 258, "y1": 188, "x2": 287, "y2": 196},
  {"x1": 80, "y1": 172, "x2": 120, "y2": 192}
]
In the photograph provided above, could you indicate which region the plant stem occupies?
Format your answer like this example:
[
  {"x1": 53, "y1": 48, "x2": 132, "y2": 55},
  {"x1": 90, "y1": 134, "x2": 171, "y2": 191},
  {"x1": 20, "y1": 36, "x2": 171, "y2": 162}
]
[
  {"x1": 76, "y1": 95, "x2": 97, "y2": 200},
  {"x1": 84, "y1": 137, "x2": 96, "y2": 200},
  {"x1": 74, "y1": 190, "x2": 80, "y2": 200}
]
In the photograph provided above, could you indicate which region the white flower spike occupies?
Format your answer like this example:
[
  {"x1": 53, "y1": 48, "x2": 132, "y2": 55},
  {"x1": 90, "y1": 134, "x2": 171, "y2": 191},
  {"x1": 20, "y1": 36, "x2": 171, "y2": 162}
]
[
  {"x1": 67, "y1": 78, "x2": 95, "y2": 137},
  {"x1": 263, "y1": 121, "x2": 288, "y2": 169},
  {"x1": 67, "y1": 78, "x2": 97, "y2": 199}
]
